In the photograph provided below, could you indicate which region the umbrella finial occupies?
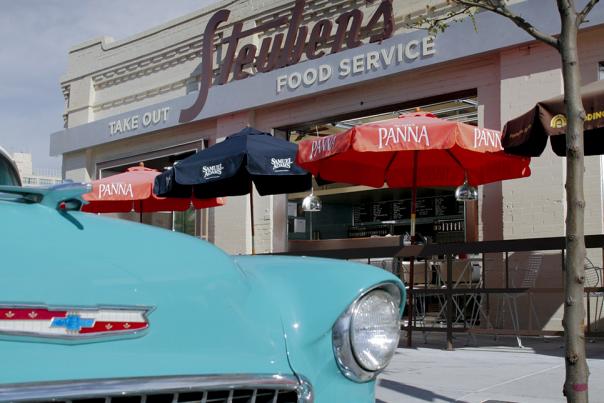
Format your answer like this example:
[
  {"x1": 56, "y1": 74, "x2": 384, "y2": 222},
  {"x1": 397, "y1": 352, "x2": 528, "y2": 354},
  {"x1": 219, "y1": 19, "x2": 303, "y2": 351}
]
[{"x1": 139, "y1": 162, "x2": 145, "y2": 167}]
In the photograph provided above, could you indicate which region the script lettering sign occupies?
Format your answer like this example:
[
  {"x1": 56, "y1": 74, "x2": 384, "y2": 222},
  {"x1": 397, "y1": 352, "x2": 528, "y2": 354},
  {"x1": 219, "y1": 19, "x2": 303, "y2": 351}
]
[{"x1": 180, "y1": 0, "x2": 394, "y2": 122}]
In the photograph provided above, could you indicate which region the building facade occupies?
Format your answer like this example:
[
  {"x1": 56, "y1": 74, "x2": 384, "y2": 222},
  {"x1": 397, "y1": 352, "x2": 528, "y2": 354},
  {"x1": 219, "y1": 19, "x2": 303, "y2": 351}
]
[
  {"x1": 12, "y1": 153, "x2": 62, "y2": 186},
  {"x1": 51, "y1": 0, "x2": 604, "y2": 329}
]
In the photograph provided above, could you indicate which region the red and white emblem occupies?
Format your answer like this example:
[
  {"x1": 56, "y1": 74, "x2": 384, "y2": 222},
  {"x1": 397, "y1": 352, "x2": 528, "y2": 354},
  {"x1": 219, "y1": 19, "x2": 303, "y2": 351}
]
[{"x1": 0, "y1": 305, "x2": 153, "y2": 342}]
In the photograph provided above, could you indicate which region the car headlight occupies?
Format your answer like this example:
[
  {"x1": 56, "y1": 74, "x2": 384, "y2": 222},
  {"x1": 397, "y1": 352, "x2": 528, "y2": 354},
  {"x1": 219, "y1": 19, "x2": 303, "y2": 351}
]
[{"x1": 332, "y1": 283, "x2": 402, "y2": 382}]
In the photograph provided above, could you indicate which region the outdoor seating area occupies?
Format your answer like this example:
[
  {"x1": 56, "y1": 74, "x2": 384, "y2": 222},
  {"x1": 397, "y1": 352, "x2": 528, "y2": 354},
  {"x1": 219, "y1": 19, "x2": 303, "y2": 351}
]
[
  {"x1": 282, "y1": 235, "x2": 604, "y2": 349},
  {"x1": 401, "y1": 258, "x2": 484, "y2": 330}
]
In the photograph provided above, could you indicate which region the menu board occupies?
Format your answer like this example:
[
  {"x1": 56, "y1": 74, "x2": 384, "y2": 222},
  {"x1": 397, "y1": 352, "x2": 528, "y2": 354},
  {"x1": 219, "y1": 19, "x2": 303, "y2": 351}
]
[
  {"x1": 353, "y1": 204, "x2": 370, "y2": 224},
  {"x1": 434, "y1": 196, "x2": 463, "y2": 217},
  {"x1": 392, "y1": 200, "x2": 410, "y2": 220},
  {"x1": 371, "y1": 201, "x2": 391, "y2": 222},
  {"x1": 415, "y1": 198, "x2": 434, "y2": 218},
  {"x1": 353, "y1": 195, "x2": 463, "y2": 224}
]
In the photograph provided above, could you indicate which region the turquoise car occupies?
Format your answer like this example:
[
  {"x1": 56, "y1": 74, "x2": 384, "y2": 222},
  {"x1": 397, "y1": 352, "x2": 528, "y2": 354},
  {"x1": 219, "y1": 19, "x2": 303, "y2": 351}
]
[{"x1": 0, "y1": 153, "x2": 405, "y2": 403}]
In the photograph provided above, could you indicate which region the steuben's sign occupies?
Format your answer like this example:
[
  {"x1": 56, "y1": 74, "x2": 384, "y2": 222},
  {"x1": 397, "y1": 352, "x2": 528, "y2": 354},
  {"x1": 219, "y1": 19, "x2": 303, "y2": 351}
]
[{"x1": 179, "y1": 0, "x2": 395, "y2": 123}]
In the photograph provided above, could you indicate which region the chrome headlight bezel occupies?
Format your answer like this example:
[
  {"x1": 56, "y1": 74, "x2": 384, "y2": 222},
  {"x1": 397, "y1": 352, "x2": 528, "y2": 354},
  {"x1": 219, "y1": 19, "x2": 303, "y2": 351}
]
[{"x1": 332, "y1": 282, "x2": 402, "y2": 383}]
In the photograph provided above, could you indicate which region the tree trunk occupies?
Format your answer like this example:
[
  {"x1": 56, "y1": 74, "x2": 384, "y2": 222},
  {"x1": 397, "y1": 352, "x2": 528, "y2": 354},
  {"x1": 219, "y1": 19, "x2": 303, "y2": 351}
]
[{"x1": 557, "y1": 1, "x2": 589, "y2": 401}]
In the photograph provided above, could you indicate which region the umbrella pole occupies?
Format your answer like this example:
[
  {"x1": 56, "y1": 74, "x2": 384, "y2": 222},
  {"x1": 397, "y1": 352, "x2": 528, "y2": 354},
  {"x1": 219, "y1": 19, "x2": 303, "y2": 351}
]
[
  {"x1": 139, "y1": 201, "x2": 143, "y2": 223},
  {"x1": 249, "y1": 184, "x2": 256, "y2": 255},
  {"x1": 407, "y1": 150, "x2": 418, "y2": 348}
]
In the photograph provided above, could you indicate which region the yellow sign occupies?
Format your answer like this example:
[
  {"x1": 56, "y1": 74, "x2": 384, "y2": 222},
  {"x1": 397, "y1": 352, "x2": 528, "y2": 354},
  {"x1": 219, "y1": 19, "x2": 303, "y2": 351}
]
[
  {"x1": 586, "y1": 110, "x2": 604, "y2": 122},
  {"x1": 550, "y1": 111, "x2": 604, "y2": 128},
  {"x1": 550, "y1": 114, "x2": 567, "y2": 128}
]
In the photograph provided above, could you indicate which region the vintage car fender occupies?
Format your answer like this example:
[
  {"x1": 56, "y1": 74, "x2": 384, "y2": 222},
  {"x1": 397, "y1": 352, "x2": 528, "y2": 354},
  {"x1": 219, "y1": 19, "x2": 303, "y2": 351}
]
[
  {"x1": 234, "y1": 255, "x2": 406, "y2": 402},
  {"x1": 0, "y1": 185, "x2": 405, "y2": 402}
]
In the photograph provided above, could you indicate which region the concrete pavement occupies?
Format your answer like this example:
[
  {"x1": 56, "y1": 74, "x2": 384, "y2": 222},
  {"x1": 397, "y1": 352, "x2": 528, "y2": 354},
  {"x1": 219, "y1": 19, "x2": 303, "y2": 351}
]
[{"x1": 376, "y1": 334, "x2": 604, "y2": 403}]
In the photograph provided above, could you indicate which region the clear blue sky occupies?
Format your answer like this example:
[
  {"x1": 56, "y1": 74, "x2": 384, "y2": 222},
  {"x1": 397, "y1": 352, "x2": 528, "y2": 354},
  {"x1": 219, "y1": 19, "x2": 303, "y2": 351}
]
[{"x1": 0, "y1": 0, "x2": 215, "y2": 170}]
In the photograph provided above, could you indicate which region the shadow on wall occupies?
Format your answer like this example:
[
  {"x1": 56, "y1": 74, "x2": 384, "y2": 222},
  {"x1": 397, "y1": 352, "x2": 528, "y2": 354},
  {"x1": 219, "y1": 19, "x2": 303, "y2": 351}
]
[{"x1": 481, "y1": 182, "x2": 503, "y2": 241}]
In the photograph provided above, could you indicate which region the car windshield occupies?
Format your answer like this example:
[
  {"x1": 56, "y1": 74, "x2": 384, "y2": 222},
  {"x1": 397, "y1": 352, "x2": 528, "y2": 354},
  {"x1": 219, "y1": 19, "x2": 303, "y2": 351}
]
[{"x1": 0, "y1": 154, "x2": 20, "y2": 186}]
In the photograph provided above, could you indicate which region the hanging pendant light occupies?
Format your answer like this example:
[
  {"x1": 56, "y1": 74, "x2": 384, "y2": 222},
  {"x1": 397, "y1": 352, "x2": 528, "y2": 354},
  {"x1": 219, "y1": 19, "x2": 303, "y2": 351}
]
[
  {"x1": 455, "y1": 175, "x2": 478, "y2": 202},
  {"x1": 302, "y1": 189, "x2": 322, "y2": 212},
  {"x1": 302, "y1": 129, "x2": 323, "y2": 213}
]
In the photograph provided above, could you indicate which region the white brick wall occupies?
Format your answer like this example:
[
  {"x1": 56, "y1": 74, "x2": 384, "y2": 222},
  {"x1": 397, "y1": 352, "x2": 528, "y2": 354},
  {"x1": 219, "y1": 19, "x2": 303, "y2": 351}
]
[
  {"x1": 498, "y1": 37, "x2": 604, "y2": 244},
  {"x1": 499, "y1": 44, "x2": 566, "y2": 239}
]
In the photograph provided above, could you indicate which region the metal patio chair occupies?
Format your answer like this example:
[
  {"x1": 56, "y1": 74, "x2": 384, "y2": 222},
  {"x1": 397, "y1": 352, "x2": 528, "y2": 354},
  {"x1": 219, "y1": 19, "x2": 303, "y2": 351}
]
[
  {"x1": 585, "y1": 257, "x2": 603, "y2": 332},
  {"x1": 495, "y1": 254, "x2": 542, "y2": 348},
  {"x1": 431, "y1": 258, "x2": 493, "y2": 345}
]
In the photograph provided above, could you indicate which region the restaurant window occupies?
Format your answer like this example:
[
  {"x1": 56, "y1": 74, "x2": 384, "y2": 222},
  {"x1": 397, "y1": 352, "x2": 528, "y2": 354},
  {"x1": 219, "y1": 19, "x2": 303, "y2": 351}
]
[{"x1": 282, "y1": 95, "x2": 478, "y2": 245}]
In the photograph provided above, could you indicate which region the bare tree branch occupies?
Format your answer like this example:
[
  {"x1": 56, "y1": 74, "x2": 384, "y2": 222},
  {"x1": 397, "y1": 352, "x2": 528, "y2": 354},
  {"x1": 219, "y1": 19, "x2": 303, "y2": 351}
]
[
  {"x1": 452, "y1": 0, "x2": 560, "y2": 49},
  {"x1": 577, "y1": 0, "x2": 600, "y2": 25},
  {"x1": 403, "y1": 6, "x2": 474, "y2": 33},
  {"x1": 422, "y1": 7, "x2": 472, "y2": 26}
]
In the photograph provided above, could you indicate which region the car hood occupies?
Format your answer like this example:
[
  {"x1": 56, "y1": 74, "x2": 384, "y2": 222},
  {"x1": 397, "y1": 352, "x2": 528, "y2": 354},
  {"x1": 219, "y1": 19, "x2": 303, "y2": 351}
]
[{"x1": 0, "y1": 201, "x2": 291, "y2": 384}]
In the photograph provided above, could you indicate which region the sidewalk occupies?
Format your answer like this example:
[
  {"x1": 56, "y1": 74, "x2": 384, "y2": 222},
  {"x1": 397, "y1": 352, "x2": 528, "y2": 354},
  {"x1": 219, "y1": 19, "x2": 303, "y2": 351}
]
[{"x1": 376, "y1": 334, "x2": 604, "y2": 403}]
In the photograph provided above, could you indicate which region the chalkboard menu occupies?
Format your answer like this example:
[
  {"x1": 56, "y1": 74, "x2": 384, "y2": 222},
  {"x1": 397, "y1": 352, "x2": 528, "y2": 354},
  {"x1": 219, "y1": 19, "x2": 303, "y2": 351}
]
[
  {"x1": 434, "y1": 196, "x2": 464, "y2": 216},
  {"x1": 415, "y1": 198, "x2": 434, "y2": 218},
  {"x1": 392, "y1": 200, "x2": 410, "y2": 219},
  {"x1": 371, "y1": 201, "x2": 391, "y2": 221},
  {"x1": 353, "y1": 195, "x2": 462, "y2": 224},
  {"x1": 353, "y1": 204, "x2": 370, "y2": 224}
]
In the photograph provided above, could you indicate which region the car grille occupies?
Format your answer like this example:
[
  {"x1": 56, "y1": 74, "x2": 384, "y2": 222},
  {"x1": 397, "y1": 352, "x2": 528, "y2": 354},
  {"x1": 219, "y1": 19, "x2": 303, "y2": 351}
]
[
  {"x1": 0, "y1": 375, "x2": 312, "y2": 403},
  {"x1": 27, "y1": 390, "x2": 298, "y2": 403}
]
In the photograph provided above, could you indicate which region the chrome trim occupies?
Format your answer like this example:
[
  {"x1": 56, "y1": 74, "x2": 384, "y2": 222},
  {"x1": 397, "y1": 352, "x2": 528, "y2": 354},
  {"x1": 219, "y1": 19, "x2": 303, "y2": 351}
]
[
  {"x1": 0, "y1": 374, "x2": 313, "y2": 403},
  {"x1": 0, "y1": 303, "x2": 154, "y2": 344},
  {"x1": 38, "y1": 182, "x2": 92, "y2": 209},
  {"x1": 0, "y1": 183, "x2": 92, "y2": 209},
  {"x1": 332, "y1": 282, "x2": 402, "y2": 383},
  {"x1": 296, "y1": 375, "x2": 314, "y2": 403}
]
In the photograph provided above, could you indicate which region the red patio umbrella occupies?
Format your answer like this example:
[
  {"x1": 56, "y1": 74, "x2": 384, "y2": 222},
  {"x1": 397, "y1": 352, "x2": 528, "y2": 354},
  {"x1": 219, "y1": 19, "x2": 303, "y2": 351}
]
[
  {"x1": 296, "y1": 112, "x2": 531, "y2": 345},
  {"x1": 297, "y1": 113, "x2": 531, "y2": 231},
  {"x1": 82, "y1": 165, "x2": 224, "y2": 222},
  {"x1": 298, "y1": 112, "x2": 531, "y2": 188}
]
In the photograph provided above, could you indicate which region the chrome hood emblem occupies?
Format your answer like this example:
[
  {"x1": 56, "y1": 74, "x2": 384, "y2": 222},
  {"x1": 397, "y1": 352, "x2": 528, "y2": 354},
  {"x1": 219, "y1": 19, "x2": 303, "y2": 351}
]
[{"x1": 0, "y1": 304, "x2": 153, "y2": 343}]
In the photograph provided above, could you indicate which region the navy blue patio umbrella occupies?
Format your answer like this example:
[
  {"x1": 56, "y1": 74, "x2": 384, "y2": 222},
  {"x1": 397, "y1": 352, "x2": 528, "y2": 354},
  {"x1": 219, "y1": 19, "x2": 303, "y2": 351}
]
[{"x1": 154, "y1": 127, "x2": 312, "y2": 253}]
